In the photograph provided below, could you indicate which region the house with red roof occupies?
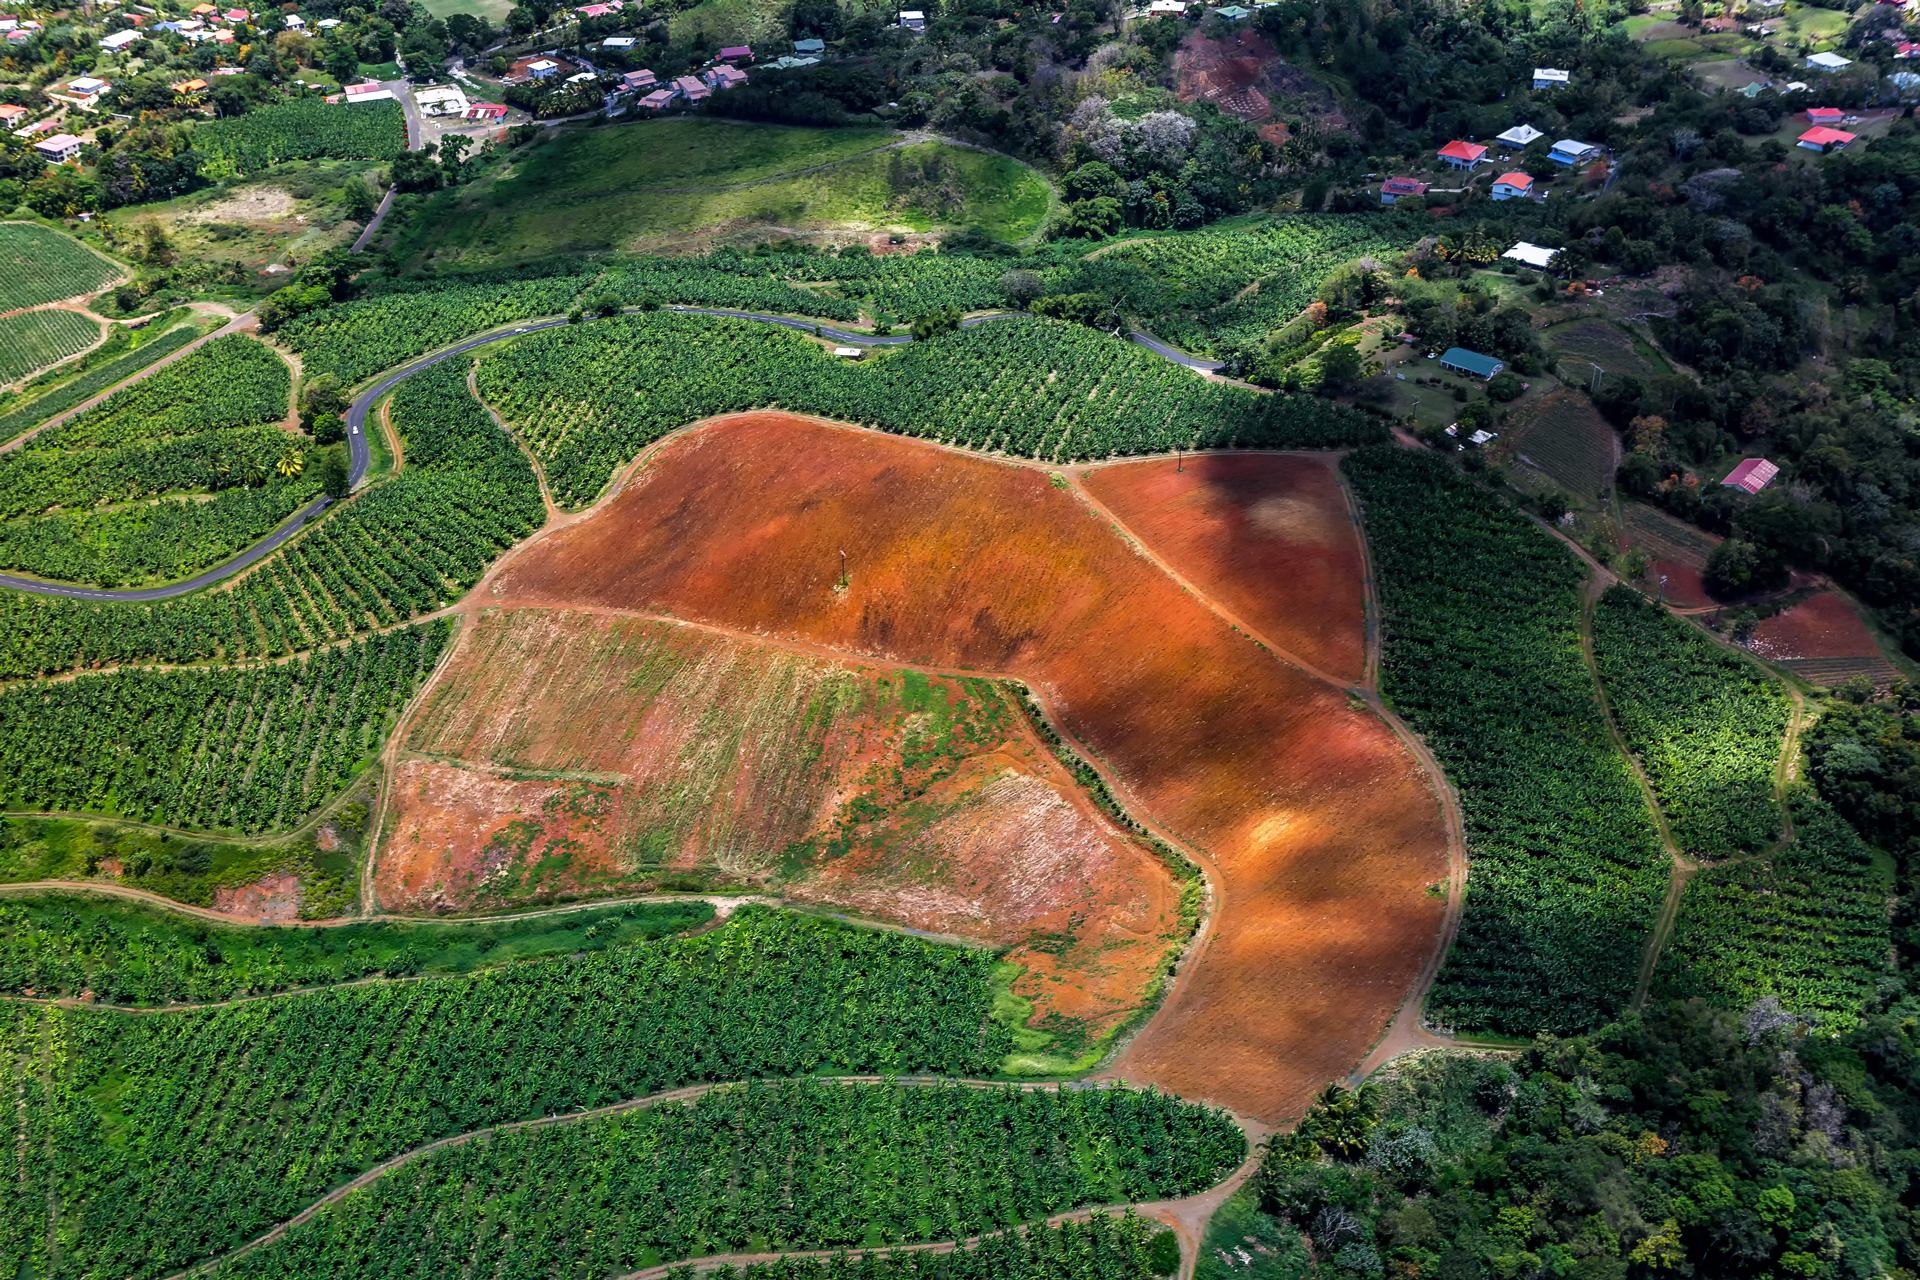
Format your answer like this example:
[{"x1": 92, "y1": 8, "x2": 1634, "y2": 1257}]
[
  {"x1": 1378, "y1": 176, "x2": 1426, "y2": 205},
  {"x1": 1491, "y1": 171, "x2": 1534, "y2": 200},
  {"x1": 1437, "y1": 139, "x2": 1487, "y2": 169},
  {"x1": 1896, "y1": 42, "x2": 1917, "y2": 59},
  {"x1": 703, "y1": 63, "x2": 747, "y2": 89},
  {"x1": 1797, "y1": 125, "x2": 1856, "y2": 152},
  {"x1": 0, "y1": 102, "x2": 27, "y2": 124},
  {"x1": 674, "y1": 73, "x2": 709, "y2": 101},
  {"x1": 222, "y1": 7, "x2": 248, "y2": 22},
  {"x1": 1722, "y1": 458, "x2": 1779, "y2": 495},
  {"x1": 463, "y1": 102, "x2": 509, "y2": 120},
  {"x1": 640, "y1": 86, "x2": 676, "y2": 109},
  {"x1": 717, "y1": 44, "x2": 752, "y2": 61},
  {"x1": 1806, "y1": 106, "x2": 1847, "y2": 125}
]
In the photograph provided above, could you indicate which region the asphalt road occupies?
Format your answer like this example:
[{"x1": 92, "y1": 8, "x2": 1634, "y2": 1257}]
[{"x1": 0, "y1": 310, "x2": 1222, "y2": 602}]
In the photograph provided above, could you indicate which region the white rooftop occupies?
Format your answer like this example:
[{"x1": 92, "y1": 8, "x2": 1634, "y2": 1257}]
[
  {"x1": 1503, "y1": 242, "x2": 1560, "y2": 269},
  {"x1": 1495, "y1": 123, "x2": 1543, "y2": 147},
  {"x1": 1806, "y1": 51, "x2": 1851, "y2": 69},
  {"x1": 1533, "y1": 67, "x2": 1569, "y2": 83}
]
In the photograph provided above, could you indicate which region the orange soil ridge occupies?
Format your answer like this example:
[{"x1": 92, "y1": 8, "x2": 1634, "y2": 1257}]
[
  {"x1": 473, "y1": 413, "x2": 1448, "y2": 1123},
  {"x1": 384, "y1": 608, "x2": 1180, "y2": 1042},
  {"x1": 1080, "y1": 454, "x2": 1368, "y2": 686}
]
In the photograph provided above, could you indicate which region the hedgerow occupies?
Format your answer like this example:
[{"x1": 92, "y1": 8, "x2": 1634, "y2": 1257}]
[
  {"x1": 478, "y1": 312, "x2": 1381, "y2": 506},
  {"x1": 0, "y1": 893, "x2": 714, "y2": 1004},
  {"x1": 0, "y1": 620, "x2": 447, "y2": 833},
  {"x1": 22, "y1": 908, "x2": 1018, "y2": 1278},
  {"x1": 0, "y1": 357, "x2": 539, "y2": 678},
  {"x1": 1342, "y1": 446, "x2": 1667, "y2": 1036},
  {"x1": 1653, "y1": 792, "x2": 1893, "y2": 1030},
  {"x1": 1591, "y1": 585, "x2": 1790, "y2": 857},
  {"x1": 194, "y1": 99, "x2": 406, "y2": 179},
  {"x1": 211, "y1": 1081, "x2": 1241, "y2": 1279}
]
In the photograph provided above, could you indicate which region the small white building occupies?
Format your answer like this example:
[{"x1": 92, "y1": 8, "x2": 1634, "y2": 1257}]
[
  {"x1": 99, "y1": 27, "x2": 141, "y2": 49},
  {"x1": 527, "y1": 57, "x2": 560, "y2": 78},
  {"x1": 283, "y1": 13, "x2": 305, "y2": 27},
  {"x1": 1532, "y1": 67, "x2": 1569, "y2": 89},
  {"x1": 831, "y1": 346, "x2": 864, "y2": 359},
  {"x1": 1806, "y1": 51, "x2": 1852, "y2": 72},
  {"x1": 316, "y1": 16, "x2": 340, "y2": 26},
  {"x1": 33, "y1": 132, "x2": 84, "y2": 163},
  {"x1": 1503, "y1": 241, "x2": 1560, "y2": 270},
  {"x1": 66, "y1": 76, "x2": 111, "y2": 102},
  {"x1": 602, "y1": 34, "x2": 635, "y2": 47},
  {"x1": 898, "y1": 9, "x2": 924, "y2": 28},
  {"x1": 1495, "y1": 123, "x2": 1543, "y2": 148},
  {"x1": 413, "y1": 84, "x2": 470, "y2": 115}
]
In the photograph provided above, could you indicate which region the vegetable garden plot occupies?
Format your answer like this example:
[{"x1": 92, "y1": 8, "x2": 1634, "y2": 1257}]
[
  {"x1": 1591, "y1": 586, "x2": 1789, "y2": 858},
  {"x1": 0, "y1": 308, "x2": 103, "y2": 386},
  {"x1": 1343, "y1": 447, "x2": 1668, "y2": 1037},
  {"x1": 0, "y1": 621, "x2": 448, "y2": 833},
  {"x1": 0, "y1": 358, "x2": 540, "y2": 679},
  {"x1": 0, "y1": 222, "x2": 120, "y2": 310},
  {"x1": 206, "y1": 1081, "x2": 1244, "y2": 1279},
  {"x1": 1653, "y1": 794, "x2": 1892, "y2": 1030},
  {"x1": 474, "y1": 311, "x2": 1381, "y2": 507},
  {"x1": 16, "y1": 908, "x2": 1015, "y2": 1279}
]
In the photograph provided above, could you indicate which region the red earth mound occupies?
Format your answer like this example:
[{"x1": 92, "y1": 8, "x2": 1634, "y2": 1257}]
[
  {"x1": 384, "y1": 607, "x2": 1180, "y2": 1041},
  {"x1": 478, "y1": 413, "x2": 1448, "y2": 1123},
  {"x1": 1079, "y1": 453, "x2": 1366, "y2": 686}
]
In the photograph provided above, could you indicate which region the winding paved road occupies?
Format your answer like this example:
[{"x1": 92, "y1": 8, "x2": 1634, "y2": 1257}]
[{"x1": 0, "y1": 309, "x2": 1224, "y2": 601}]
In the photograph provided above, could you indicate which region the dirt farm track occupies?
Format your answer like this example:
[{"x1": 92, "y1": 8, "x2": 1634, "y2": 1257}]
[{"x1": 378, "y1": 413, "x2": 1453, "y2": 1124}]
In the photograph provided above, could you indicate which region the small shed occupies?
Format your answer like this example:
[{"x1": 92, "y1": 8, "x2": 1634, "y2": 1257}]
[
  {"x1": 1439, "y1": 348, "x2": 1505, "y2": 380},
  {"x1": 1721, "y1": 458, "x2": 1779, "y2": 495},
  {"x1": 831, "y1": 346, "x2": 864, "y2": 359}
]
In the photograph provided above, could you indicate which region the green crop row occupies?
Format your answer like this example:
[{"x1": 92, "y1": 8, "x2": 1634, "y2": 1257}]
[
  {"x1": 1653, "y1": 792, "x2": 1893, "y2": 1030},
  {"x1": 0, "y1": 620, "x2": 447, "y2": 834},
  {"x1": 0, "y1": 222, "x2": 120, "y2": 311},
  {"x1": 194, "y1": 98, "x2": 406, "y2": 179},
  {"x1": 0, "y1": 320, "x2": 199, "y2": 446},
  {"x1": 1342, "y1": 446, "x2": 1668, "y2": 1036},
  {"x1": 0, "y1": 308, "x2": 102, "y2": 385},
  {"x1": 681, "y1": 1215, "x2": 1175, "y2": 1280},
  {"x1": 0, "y1": 357, "x2": 540, "y2": 679},
  {"x1": 10, "y1": 908, "x2": 1018, "y2": 1279},
  {"x1": 478, "y1": 312, "x2": 1381, "y2": 507},
  {"x1": 209, "y1": 1080, "x2": 1240, "y2": 1280},
  {"x1": 1590, "y1": 585, "x2": 1790, "y2": 858}
]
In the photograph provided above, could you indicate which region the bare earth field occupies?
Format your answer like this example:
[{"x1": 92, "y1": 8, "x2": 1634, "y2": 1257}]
[
  {"x1": 1748, "y1": 590, "x2": 1902, "y2": 687},
  {"x1": 387, "y1": 607, "x2": 1180, "y2": 1043},
  {"x1": 468, "y1": 412, "x2": 1448, "y2": 1123},
  {"x1": 1080, "y1": 453, "x2": 1367, "y2": 686}
]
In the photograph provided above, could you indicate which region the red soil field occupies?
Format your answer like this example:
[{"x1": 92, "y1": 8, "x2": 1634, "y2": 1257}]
[
  {"x1": 479, "y1": 413, "x2": 1448, "y2": 1123},
  {"x1": 384, "y1": 607, "x2": 1179, "y2": 1040},
  {"x1": 1080, "y1": 454, "x2": 1366, "y2": 685},
  {"x1": 1748, "y1": 591, "x2": 1901, "y2": 685}
]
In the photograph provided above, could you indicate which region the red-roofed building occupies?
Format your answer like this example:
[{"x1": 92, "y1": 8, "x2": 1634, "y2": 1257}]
[
  {"x1": 674, "y1": 73, "x2": 709, "y2": 101},
  {"x1": 223, "y1": 7, "x2": 249, "y2": 21},
  {"x1": 717, "y1": 44, "x2": 752, "y2": 61},
  {"x1": 620, "y1": 68, "x2": 657, "y2": 90},
  {"x1": 1437, "y1": 139, "x2": 1487, "y2": 169},
  {"x1": 703, "y1": 63, "x2": 747, "y2": 89},
  {"x1": 0, "y1": 103, "x2": 26, "y2": 123},
  {"x1": 463, "y1": 101, "x2": 509, "y2": 120},
  {"x1": 1897, "y1": 42, "x2": 1918, "y2": 59},
  {"x1": 1378, "y1": 176, "x2": 1426, "y2": 204},
  {"x1": 1722, "y1": 458, "x2": 1780, "y2": 495},
  {"x1": 640, "y1": 86, "x2": 676, "y2": 109},
  {"x1": 1797, "y1": 125, "x2": 1856, "y2": 152},
  {"x1": 1491, "y1": 171, "x2": 1534, "y2": 200},
  {"x1": 1806, "y1": 106, "x2": 1846, "y2": 125}
]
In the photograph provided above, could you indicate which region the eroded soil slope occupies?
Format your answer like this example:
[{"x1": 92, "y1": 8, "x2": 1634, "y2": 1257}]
[
  {"x1": 478, "y1": 413, "x2": 1447, "y2": 1122},
  {"x1": 386, "y1": 607, "x2": 1179, "y2": 1041}
]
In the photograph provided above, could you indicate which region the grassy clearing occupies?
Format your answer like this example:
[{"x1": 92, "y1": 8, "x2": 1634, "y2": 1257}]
[
  {"x1": 1543, "y1": 318, "x2": 1671, "y2": 385},
  {"x1": 0, "y1": 309, "x2": 105, "y2": 386},
  {"x1": 419, "y1": 0, "x2": 514, "y2": 18},
  {"x1": 393, "y1": 121, "x2": 1052, "y2": 269}
]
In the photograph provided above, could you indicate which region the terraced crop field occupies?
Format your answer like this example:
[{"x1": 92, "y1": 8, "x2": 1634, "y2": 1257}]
[
  {"x1": 1622, "y1": 501, "x2": 1721, "y2": 607},
  {"x1": 0, "y1": 308, "x2": 104, "y2": 386},
  {"x1": 0, "y1": 222, "x2": 121, "y2": 310}
]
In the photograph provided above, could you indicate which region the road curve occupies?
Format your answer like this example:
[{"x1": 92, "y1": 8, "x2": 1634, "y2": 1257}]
[{"x1": 0, "y1": 309, "x2": 1223, "y2": 601}]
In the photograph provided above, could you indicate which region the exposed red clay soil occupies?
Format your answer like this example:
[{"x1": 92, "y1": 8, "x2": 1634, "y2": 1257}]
[
  {"x1": 477, "y1": 412, "x2": 1448, "y2": 1123},
  {"x1": 1746, "y1": 591, "x2": 1901, "y2": 684},
  {"x1": 210, "y1": 872, "x2": 302, "y2": 923},
  {"x1": 384, "y1": 607, "x2": 1179, "y2": 1039},
  {"x1": 1174, "y1": 29, "x2": 1348, "y2": 131},
  {"x1": 1080, "y1": 454, "x2": 1366, "y2": 685}
]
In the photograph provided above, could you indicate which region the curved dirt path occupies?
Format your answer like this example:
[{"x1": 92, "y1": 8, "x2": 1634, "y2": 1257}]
[{"x1": 159, "y1": 1076, "x2": 1259, "y2": 1280}]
